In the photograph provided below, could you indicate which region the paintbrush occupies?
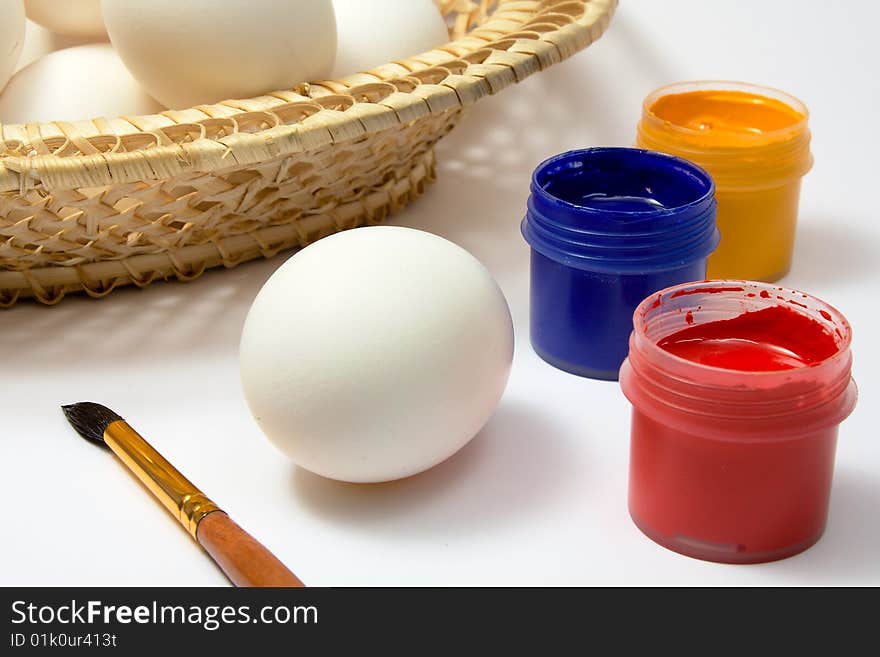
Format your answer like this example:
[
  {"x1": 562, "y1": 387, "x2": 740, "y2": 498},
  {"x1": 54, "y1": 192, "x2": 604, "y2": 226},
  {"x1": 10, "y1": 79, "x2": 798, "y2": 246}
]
[{"x1": 62, "y1": 402, "x2": 303, "y2": 587}]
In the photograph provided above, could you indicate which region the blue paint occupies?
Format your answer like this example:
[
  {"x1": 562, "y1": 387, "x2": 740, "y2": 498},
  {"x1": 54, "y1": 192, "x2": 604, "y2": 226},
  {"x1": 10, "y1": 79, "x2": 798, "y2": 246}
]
[{"x1": 521, "y1": 148, "x2": 719, "y2": 380}]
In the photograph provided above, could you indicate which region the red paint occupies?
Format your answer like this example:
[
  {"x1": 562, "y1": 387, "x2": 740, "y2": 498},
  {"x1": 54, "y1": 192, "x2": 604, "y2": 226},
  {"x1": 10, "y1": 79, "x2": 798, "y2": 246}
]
[
  {"x1": 670, "y1": 286, "x2": 744, "y2": 298},
  {"x1": 684, "y1": 310, "x2": 694, "y2": 325},
  {"x1": 658, "y1": 305, "x2": 838, "y2": 372},
  {"x1": 620, "y1": 282, "x2": 857, "y2": 564}
]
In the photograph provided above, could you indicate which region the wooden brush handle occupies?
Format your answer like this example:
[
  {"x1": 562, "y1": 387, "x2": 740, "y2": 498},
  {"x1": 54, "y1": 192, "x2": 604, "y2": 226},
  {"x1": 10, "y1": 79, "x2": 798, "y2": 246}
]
[{"x1": 196, "y1": 512, "x2": 304, "y2": 587}]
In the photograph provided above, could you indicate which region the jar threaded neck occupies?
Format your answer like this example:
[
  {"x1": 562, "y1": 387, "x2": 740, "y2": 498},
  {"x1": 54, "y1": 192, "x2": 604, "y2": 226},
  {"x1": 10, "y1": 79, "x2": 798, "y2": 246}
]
[{"x1": 522, "y1": 148, "x2": 719, "y2": 274}]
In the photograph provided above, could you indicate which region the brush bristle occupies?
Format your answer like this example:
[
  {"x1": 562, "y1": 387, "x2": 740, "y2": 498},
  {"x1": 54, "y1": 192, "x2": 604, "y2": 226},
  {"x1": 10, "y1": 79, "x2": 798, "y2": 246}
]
[{"x1": 61, "y1": 402, "x2": 123, "y2": 446}]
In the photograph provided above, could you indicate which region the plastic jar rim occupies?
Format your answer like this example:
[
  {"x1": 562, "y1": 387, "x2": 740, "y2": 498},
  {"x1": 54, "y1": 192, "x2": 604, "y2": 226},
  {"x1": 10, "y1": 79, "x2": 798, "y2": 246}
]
[
  {"x1": 525, "y1": 192, "x2": 716, "y2": 240},
  {"x1": 631, "y1": 279, "x2": 852, "y2": 383},
  {"x1": 530, "y1": 147, "x2": 716, "y2": 220},
  {"x1": 621, "y1": 280, "x2": 857, "y2": 440}
]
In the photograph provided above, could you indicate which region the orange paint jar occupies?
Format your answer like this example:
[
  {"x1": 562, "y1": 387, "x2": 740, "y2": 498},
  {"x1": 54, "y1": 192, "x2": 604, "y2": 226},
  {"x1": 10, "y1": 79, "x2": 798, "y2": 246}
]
[{"x1": 636, "y1": 81, "x2": 813, "y2": 282}]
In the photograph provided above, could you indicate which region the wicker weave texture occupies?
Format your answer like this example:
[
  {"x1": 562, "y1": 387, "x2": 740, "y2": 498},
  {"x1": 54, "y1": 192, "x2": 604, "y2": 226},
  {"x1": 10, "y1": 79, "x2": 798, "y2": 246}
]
[{"x1": 0, "y1": 0, "x2": 617, "y2": 306}]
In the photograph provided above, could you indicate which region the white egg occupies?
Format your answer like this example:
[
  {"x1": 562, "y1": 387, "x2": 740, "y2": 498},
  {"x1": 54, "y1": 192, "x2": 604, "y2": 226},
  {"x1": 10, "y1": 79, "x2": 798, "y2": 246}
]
[
  {"x1": 0, "y1": 1, "x2": 26, "y2": 93},
  {"x1": 0, "y1": 43, "x2": 164, "y2": 123},
  {"x1": 25, "y1": 0, "x2": 105, "y2": 39},
  {"x1": 101, "y1": 0, "x2": 336, "y2": 109},
  {"x1": 332, "y1": 0, "x2": 449, "y2": 78},
  {"x1": 240, "y1": 227, "x2": 514, "y2": 483}
]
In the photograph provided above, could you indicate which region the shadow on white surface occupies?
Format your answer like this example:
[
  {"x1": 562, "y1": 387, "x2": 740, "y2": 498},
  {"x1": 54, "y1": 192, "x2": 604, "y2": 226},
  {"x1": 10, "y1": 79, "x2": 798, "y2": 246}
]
[
  {"x1": 0, "y1": 256, "x2": 280, "y2": 372},
  {"x1": 289, "y1": 402, "x2": 579, "y2": 537},
  {"x1": 773, "y1": 469, "x2": 880, "y2": 584},
  {"x1": 396, "y1": 9, "x2": 675, "y2": 276},
  {"x1": 787, "y1": 218, "x2": 880, "y2": 289},
  {"x1": 599, "y1": 10, "x2": 679, "y2": 84}
]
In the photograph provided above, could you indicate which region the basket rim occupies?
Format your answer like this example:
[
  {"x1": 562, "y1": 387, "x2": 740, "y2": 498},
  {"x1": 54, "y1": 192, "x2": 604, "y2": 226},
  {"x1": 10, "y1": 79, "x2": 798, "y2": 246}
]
[{"x1": 0, "y1": 0, "x2": 617, "y2": 193}]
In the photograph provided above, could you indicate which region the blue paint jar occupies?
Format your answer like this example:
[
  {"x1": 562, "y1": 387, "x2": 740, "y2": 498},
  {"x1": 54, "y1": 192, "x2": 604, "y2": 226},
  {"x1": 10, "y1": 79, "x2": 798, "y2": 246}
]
[{"x1": 521, "y1": 147, "x2": 719, "y2": 380}]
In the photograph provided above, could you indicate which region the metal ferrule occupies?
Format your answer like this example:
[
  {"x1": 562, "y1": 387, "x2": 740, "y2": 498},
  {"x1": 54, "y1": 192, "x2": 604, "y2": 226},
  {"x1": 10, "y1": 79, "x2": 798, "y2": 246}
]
[{"x1": 103, "y1": 420, "x2": 221, "y2": 538}]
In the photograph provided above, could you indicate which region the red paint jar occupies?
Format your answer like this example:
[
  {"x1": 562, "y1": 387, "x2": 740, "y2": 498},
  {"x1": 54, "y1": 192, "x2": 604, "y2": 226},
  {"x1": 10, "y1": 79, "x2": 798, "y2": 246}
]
[{"x1": 619, "y1": 281, "x2": 857, "y2": 563}]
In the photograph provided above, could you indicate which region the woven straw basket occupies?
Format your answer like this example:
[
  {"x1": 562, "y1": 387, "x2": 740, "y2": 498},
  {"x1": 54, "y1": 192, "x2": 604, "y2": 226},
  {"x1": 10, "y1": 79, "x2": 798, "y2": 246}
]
[{"x1": 0, "y1": 0, "x2": 616, "y2": 306}]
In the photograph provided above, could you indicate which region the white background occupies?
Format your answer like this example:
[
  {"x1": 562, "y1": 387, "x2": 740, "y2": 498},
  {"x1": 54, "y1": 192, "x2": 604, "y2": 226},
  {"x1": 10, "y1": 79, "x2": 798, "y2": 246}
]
[{"x1": 2, "y1": 0, "x2": 878, "y2": 586}]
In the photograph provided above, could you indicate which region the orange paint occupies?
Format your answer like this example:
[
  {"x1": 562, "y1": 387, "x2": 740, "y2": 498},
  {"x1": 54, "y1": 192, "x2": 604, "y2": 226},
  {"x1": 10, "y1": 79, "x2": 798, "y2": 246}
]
[
  {"x1": 648, "y1": 90, "x2": 804, "y2": 144},
  {"x1": 637, "y1": 82, "x2": 813, "y2": 282}
]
